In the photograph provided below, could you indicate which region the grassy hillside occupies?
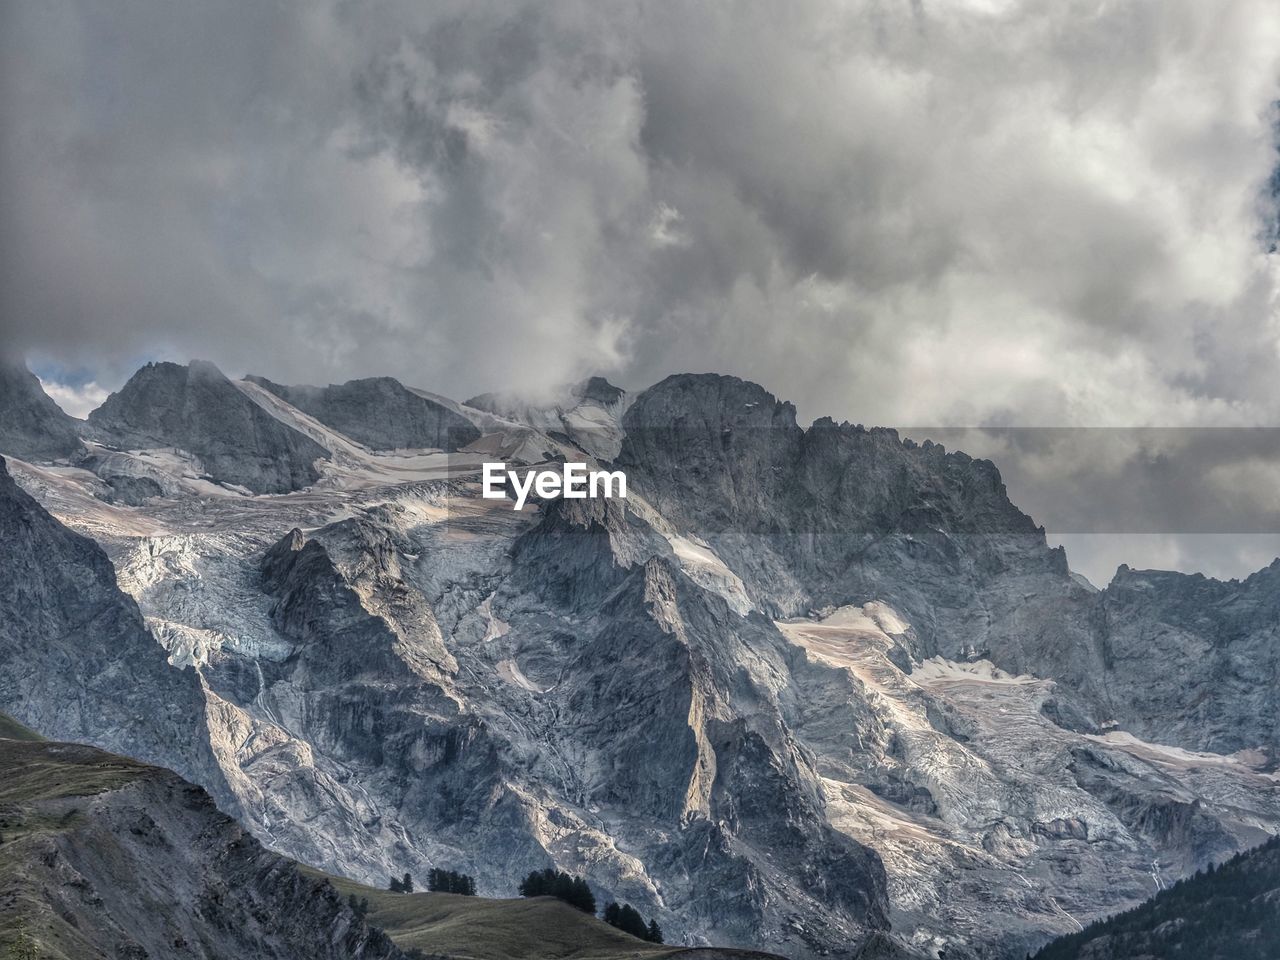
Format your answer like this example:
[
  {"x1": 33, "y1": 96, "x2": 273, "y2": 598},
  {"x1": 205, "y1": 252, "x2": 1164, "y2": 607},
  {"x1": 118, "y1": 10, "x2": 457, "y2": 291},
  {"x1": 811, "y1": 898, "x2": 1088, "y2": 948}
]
[
  {"x1": 308, "y1": 869, "x2": 784, "y2": 960},
  {"x1": 0, "y1": 712, "x2": 45, "y2": 742},
  {"x1": 0, "y1": 720, "x2": 782, "y2": 960},
  {"x1": 309, "y1": 869, "x2": 671, "y2": 960},
  {"x1": 0, "y1": 733, "x2": 405, "y2": 960},
  {"x1": 0, "y1": 739, "x2": 150, "y2": 809},
  {"x1": 0, "y1": 734, "x2": 159, "y2": 956}
]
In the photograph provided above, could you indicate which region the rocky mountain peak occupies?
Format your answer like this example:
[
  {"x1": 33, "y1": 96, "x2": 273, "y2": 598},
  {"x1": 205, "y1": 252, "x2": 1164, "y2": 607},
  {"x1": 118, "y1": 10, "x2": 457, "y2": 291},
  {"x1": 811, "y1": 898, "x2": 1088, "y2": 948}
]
[
  {"x1": 4, "y1": 364, "x2": 1279, "y2": 959},
  {"x1": 624, "y1": 372, "x2": 801, "y2": 432},
  {"x1": 246, "y1": 374, "x2": 481, "y2": 451},
  {"x1": 574, "y1": 375, "x2": 626, "y2": 406},
  {"x1": 88, "y1": 359, "x2": 329, "y2": 494},
  {"x1": 618, "y1": 373, "x2": 1061, "y2": 626},
  {"x1": 0, "y1": 359, "x2": 84, "y2": 461}
]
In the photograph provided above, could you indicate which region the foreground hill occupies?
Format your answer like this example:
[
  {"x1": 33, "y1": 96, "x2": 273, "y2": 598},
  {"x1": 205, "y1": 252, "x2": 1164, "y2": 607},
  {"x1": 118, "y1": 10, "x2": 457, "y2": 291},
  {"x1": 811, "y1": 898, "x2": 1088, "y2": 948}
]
[
  {"x1": 308, "y1": 869, "x2": 788, "y2": 960},
  {"x1": 0, "y1": 715, "x2": 781, "y2": 960},
  {"x1": 1030, "y1": 835, "x2": 1280, "y2": 960},
  {"x1": 0, "y1": 712, "x2": 43, "y2": 741},
  {"x1": 0, "y1": 724, "x2": 403, "y2": 960}
]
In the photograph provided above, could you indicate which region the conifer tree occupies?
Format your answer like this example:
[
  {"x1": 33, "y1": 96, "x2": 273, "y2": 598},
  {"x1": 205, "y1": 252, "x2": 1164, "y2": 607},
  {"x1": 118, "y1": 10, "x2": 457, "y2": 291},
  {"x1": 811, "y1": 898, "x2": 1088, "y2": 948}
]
[{"x1": 518, "y1": 868, "x2": 595, "y2": 913}]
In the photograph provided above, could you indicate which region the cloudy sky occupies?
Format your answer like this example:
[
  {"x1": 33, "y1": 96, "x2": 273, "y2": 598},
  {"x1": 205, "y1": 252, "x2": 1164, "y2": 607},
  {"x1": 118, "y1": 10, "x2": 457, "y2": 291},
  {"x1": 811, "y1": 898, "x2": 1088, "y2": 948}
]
[{"x1": 3, "y1": 1, "x2": 1279, "y2": 582}]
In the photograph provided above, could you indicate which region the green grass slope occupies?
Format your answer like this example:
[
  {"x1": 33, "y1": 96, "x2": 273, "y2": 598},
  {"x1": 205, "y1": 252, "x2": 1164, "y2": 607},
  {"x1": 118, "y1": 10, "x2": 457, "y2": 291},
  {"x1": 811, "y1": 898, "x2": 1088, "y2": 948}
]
[
  {"x1": 0, "y1": 739, "x2": 150, "y2": 809},
  {"x1": 309, "y1": 869, "x2": 786, "y2": 960},
  {"x1": 0, "y1": 717, "x2": 783, "y2": 960},
  {"x1": 0, "y1": 733, "x2": 403, "y2": 960},
  {"x1": 0, "y1": 712, "x2": 45, "y2": 742},
  {"x1": 0, "y1": 735, "x2": 158, "y2": 955}
]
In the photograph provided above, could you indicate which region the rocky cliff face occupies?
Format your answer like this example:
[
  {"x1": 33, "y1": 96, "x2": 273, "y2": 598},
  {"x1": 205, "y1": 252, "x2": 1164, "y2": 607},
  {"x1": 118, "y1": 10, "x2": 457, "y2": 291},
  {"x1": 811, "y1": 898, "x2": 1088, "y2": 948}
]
[
  {"x1": 0, "y1": 736, "x2": 404, "y2": 960},
  {"x1": 501, "y1": 500, "x2": 892, "y2": 948},
  {"x1": 3, "y1": 364, "x2": 1277, "y2": 959},
  {"x1": 0, "y1": 360, "x2": 84, "y2": 461},
  {"x1": 228, "y1": 494, "x2": 892, "y2": 954},
  {"x1": 1094, "y1": 563, "x2": 1280, "y2": 756},
  {"x1": 248, "y1": 375, "x2": 481, "y2": 452},
  {"x1": 618, "y1": 374, "x2": 1277, "y2": 760},
  {"x1": 88, "y1": 361, "x2": 329, "y2": 493},
  {"x1": 618, "y1": 373, "x2": 1073, "y2": 633},
  {"x1": 0, "y1": 456, "x2": 229, "y2": 805}
]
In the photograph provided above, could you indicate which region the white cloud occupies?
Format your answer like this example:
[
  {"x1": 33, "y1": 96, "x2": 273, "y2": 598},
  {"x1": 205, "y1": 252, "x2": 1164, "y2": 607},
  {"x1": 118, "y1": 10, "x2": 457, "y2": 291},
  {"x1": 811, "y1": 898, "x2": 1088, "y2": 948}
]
[
  {"x1": 2, "y1": 0, "x2": 1274, "y2": 422},
  {"x1": 37, "y1": 378, "x2": 108, "y2": 420}
]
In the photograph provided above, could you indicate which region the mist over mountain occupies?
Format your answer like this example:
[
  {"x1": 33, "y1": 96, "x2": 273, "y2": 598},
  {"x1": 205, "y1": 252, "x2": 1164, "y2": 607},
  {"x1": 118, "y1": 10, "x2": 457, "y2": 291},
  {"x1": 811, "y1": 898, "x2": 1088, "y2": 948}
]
[
  {"x1": 1, "y1": 360, "x2": 1276, "y2": 959},
  {"x1": 5, "y1": 2, "x2": 1279, "y2": 438}
]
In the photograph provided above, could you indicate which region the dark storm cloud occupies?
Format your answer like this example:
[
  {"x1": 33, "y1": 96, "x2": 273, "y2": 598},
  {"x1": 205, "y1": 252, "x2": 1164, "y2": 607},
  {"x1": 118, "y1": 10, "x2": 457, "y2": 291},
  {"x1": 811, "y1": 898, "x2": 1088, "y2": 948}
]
[{"x1": 2, "y1": 1, "x2": 1280, "y2": 583}]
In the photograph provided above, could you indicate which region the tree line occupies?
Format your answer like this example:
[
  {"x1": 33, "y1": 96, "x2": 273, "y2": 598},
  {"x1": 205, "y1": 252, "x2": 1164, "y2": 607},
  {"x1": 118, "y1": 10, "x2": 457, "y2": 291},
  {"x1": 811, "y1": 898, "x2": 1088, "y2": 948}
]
[
  {"x1": 517, "y1": 867, "x2": 597, "y2": 913},
  {"x1": 387, "y1": 868, "x2": 478, "y2": 895},
  {"x1": 519, "y1": 869, "x2": 663, "y2": 944},
  {"x1": 427, "y1": 868, "x2": 476, "y2": 895},
  {"x1": 381, "y1": 864, "x2": 664, "y2": 945},
  {"x1": 1028, "y1": 834, "x2": 1280, "y2": 960},
  {"x1": 603, "y1": 901, "x2": 664, "y2": 943}
]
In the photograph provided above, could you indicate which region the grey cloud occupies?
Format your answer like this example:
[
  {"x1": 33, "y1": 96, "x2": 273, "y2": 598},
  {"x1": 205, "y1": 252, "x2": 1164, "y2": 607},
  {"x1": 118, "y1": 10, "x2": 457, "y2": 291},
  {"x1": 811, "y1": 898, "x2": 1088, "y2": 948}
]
[
  {"x1": 3, "y1": 0, "x2": 1280, "y2": 578},
  {"x1": 914, "y1": 427, "x2": 1280, "y2": 532},
  {"x1": 1050, "y1": 534, "x2": 1280, "y2": 588}
]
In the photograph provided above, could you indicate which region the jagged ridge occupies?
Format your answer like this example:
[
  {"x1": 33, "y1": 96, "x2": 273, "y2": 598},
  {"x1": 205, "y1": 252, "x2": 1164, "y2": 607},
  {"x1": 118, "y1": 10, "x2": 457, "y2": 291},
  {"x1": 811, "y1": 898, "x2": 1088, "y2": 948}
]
[
  {"x1": 0, "y1": 360, "x2": 84, "y2": 461},
  {"x1": 0, "y1": 456, "x2": 229, "y2": 803},
  {"x1": 88, "y1": 360, "x2": 329, "y2": 493},
  {"x1": 248, "y1": 374, "x2": 481, "y2": 452}
]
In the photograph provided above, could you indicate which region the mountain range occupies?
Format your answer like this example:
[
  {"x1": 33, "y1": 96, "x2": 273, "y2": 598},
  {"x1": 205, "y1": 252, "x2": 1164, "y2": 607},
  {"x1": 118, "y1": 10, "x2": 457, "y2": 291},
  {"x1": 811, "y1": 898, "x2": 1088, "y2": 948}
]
[{"x1": 0, "y1": 357, "x2": 1277, "y2": 959}]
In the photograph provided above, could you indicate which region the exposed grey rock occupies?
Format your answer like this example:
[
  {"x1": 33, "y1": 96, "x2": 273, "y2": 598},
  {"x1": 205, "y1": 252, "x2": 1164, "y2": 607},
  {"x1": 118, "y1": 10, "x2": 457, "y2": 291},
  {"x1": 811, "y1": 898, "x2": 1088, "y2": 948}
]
[
  {"x1": 0, "y1": 456, "x2": 231, "y2": 807},
  {"x1": 88, "y1": 360, "x2": 329, "y2": 493},
  {"x1": 238, "y1": 497, "x2": 891, "y2": 955},
  {"x1": 0, "y1": 359, "x2": 84, "y2": 460},
  {"x1": 575, "y1": 376, "x2": 627, "y2": 407},
  {"x1": 618, "y1": 373, "x2": 1279, "y2": 759},
  {"x1": 99, "y1": 472, "x2": 164, "y2": 505},
  {"x1": 5, "y1": 368, "x2": 1279, "y2": 960},
  {"x1": 248, "y1": 374, "x2": 481, "y2": 452},
  {"x1": 505, "y1": 507, "x2": 891, "y2": 946},
  {"x1": 1092, "y1": 562, "x2": 1280, "y2": 756},
  {"x1": 618, "y1": 373, "x2": 1070, "y2": 626}
]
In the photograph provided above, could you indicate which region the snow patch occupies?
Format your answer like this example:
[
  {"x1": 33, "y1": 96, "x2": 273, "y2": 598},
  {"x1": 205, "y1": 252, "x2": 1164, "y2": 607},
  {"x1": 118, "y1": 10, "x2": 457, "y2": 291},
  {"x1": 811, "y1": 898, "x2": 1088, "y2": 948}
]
[
  {"x1": 911, "y1": 657, "x2": 1038, "y2": 686},
  {"x1": 497, "y1": 658, "x2": 546, "y2": 693}
]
